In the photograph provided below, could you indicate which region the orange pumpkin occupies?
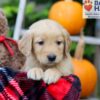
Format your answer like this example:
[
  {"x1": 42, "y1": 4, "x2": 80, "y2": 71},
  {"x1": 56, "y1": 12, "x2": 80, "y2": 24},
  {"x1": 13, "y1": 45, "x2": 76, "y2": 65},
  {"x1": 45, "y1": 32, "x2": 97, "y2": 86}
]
[
  {"x1": 72, "y1": 31, "x2": 97, "y2": 97},
  {"x1": 49, "y1": 0, "x2": 86, "y2": 35},
  {"x1": 72, "y1": 58, "x2": 97, "y2": 97}
]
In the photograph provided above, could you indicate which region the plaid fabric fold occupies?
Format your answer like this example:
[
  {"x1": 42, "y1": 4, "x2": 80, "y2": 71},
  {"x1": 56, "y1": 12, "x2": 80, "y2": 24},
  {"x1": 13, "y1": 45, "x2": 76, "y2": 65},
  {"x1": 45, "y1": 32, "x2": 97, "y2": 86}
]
[{"x1": 0, "y1": 67, "x2": 81, "y2": 100}]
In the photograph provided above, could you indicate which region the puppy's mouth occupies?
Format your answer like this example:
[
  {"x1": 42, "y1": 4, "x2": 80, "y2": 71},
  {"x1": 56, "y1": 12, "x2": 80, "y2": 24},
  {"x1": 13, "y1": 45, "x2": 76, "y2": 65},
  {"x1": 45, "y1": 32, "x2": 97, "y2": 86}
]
[
  {"x1": 43, "y1": 60, "x2": 59, "y2": 66},
  {"x1": 36, "y1": 59, "x2": 57, "y2": 66},
  {"x1": 47, "y1": 62, "x2": 56, "y2": 66}
]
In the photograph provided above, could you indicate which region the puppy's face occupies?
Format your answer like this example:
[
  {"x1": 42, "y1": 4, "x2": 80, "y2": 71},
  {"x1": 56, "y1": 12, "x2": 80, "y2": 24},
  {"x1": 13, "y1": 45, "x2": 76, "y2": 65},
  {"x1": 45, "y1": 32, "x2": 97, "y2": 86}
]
[
  {"x1": 33, "y1": 32, "x2": 64, "y2": 66},
  {"x1": 18, "y1": 19, "x2": 71, "y2": 67}
]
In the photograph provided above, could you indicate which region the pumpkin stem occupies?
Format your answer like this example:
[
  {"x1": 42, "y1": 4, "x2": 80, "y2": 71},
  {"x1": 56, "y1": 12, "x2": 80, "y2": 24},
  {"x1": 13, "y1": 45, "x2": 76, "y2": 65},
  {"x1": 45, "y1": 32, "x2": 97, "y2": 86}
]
[{"x1": 74, "y1": 28, "x2": 85, "y2": 60}]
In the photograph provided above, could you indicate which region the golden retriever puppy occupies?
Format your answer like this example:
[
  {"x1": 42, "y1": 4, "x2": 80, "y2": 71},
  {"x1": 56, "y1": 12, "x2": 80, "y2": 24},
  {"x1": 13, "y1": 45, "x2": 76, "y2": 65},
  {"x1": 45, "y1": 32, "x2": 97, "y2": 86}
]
[{"x1": 18, "y1": 19, "x2": 73, "y2": 84}]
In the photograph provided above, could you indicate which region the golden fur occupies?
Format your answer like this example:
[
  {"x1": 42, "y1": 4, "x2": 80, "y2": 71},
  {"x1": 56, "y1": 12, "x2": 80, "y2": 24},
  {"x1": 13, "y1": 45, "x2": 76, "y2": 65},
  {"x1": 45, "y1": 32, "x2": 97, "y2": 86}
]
[{"x1": 18, "y1": 19, "x2": 73, "y2": 84}]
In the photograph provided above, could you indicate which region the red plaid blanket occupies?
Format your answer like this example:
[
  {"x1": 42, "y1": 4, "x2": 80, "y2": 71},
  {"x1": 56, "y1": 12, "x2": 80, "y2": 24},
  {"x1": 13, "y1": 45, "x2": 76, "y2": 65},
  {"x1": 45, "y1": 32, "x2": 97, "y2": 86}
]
[{"x1": 0, "y1": 67, "x2": 81, "y2": 100}]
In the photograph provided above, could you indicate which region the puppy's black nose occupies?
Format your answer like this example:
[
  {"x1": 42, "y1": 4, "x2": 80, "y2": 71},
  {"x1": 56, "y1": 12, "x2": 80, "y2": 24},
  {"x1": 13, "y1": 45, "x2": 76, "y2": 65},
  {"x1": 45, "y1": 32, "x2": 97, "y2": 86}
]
[{"x1": 48, "y1": 54, "x2": 56, "y2": 62}]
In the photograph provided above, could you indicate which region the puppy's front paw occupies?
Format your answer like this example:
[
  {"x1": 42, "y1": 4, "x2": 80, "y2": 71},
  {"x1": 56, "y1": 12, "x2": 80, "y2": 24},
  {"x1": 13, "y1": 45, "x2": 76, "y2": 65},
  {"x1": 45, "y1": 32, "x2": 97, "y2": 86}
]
[
  {"x1": 27, "y1": 68, "x2": 43, "y2": 80},
  {"x1": 43, "y1": 68, "x2": 62, "y2": 84}
]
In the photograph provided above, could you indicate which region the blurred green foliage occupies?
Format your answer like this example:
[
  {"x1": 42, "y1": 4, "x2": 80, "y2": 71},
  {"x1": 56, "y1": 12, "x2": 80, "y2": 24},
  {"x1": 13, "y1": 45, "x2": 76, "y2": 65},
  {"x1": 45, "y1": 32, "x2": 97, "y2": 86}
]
[
  {"x1": 0, "y1": 0, "x2": 96, "y2": 61},
  {"x1": 24, "y1": 2, "x2": 50, "y2": 28}
]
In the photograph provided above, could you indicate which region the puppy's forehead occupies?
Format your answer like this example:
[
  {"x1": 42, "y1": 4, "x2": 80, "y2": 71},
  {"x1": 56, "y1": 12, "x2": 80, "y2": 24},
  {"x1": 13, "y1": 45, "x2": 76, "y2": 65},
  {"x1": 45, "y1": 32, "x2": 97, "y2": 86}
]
[{"x1": 29, "y1": 19, "x2": 63, "y2": 36}]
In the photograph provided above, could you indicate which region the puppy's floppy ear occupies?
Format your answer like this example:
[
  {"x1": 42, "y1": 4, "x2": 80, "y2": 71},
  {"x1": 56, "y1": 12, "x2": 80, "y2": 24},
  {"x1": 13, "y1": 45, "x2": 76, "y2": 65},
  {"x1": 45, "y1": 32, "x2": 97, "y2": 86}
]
[
  {"x1": 18, "y1": 30, "x2": 33, "y2": 56},
  {"x1": 61, "y1": 27, "x2": 71, "y2": 56}
]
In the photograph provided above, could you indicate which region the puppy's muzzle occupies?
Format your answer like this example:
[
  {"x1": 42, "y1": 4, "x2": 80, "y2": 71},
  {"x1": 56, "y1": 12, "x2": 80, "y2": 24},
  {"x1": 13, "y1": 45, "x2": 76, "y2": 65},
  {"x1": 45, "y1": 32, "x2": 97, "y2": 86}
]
[{"x1": 47, "y1": 54, "x2": 56, "y2": 62}]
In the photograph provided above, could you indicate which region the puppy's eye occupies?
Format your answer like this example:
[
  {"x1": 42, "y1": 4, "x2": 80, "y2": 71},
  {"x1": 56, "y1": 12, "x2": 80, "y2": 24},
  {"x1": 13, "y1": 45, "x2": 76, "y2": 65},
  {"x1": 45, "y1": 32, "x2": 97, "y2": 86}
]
[
  {"x1": 56, "y1": 41, "x2": 62, "y2": 45},
  {"x1": 37, "y1": 41, "x2": 44, "y2": 45}
]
